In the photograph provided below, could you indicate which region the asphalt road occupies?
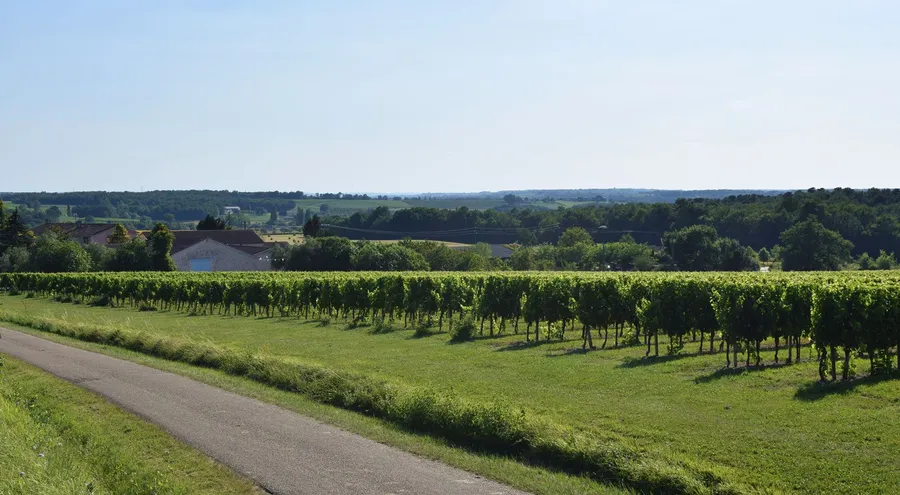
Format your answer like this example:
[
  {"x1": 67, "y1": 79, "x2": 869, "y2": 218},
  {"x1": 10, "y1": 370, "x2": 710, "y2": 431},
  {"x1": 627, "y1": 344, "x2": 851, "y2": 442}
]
[{"x1": 0, "y1": 327, "x2": 528, "y2": 495}]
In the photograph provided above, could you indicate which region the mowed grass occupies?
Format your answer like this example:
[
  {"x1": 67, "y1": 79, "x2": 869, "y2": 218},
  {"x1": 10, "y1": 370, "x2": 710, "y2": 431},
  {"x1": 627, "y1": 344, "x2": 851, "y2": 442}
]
[
  {"x1": 0, "y1": 354, "x2": 261, "y2": 495},
  {"x1": 2, "y1": 296, "x2": 900, "y2": 494}
]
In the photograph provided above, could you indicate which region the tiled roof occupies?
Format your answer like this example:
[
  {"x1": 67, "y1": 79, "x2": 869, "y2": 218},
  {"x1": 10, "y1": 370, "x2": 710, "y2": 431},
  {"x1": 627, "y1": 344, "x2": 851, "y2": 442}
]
[
  {"x1": 230, "y1": 244, "x2": 276, "y2": 255},
  {"x1": 32, "y1": 222, "x2": 138, "y2": 242},
  {"x1": 170, "y1": 230, "x2": 265, "y2": 254},
  {"x1": 68, "y1": 224, "x2": 117, "y2": 238},
  {"x1": 32, "y1": 223, "x2": 83, "y2": 235}
]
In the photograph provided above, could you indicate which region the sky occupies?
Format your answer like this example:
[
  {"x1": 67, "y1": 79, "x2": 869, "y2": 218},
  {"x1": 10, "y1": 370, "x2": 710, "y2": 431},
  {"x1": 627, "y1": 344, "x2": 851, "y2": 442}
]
[{"x1": 2, "y1": 1, "x2": 900, "y2": 193}]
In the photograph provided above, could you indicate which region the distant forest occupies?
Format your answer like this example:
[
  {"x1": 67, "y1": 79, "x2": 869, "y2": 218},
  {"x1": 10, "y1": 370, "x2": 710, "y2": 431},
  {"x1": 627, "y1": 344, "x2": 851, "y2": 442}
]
[
  {"x1": 1, "y1": 190, "x2": 320, "y2": 221},
  {"x1": 330, "y1": 188, "x2": 900, "y2": 256},
  {"x1": 0, "y1": 188, "x2": 784, "y2": 224},
  {"x1": 3, "y1": 188, "x2": 900, "y2": 256}
]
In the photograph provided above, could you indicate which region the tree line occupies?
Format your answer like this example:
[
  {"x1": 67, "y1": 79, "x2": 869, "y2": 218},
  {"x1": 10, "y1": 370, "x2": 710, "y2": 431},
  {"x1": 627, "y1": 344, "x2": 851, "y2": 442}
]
[
  {"x1": 293, "y1": 218, "x2": 878, "y2": 272},
  {"x1": 329, "y1": 188, "x2": 900, "y2": 256},
  {"x1": 273, "y1": 238, "x2": 507, "y2": 272}
]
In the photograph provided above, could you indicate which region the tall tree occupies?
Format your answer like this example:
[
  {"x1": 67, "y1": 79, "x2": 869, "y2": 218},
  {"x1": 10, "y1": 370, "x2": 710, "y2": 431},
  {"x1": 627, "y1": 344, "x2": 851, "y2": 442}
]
[
  {"x1": 27, "y1": 233, "x2": 92, "y2": 272},
  {"x1": 295, "y1": 206, "x2": 306, "y2": 225},
  {"x1": 303, "y1": 215, "x2": 322, "y2": 238},
  {"x1": 0, "y1": 246, "x2": 30, "y2": 273},
  {"x1": 107, "y1": 223, "x2": 130, "y2": 244},
  {"x1": 106, "y1": 238, "x2": 152, "y2": 271},
  {"x1": 268, "y1": 209, "x2": 279, "y2": 225},
  {"x1": 662, "y1": 225, "x2": 722, "y2": 271},
  {"x1": 1, "y1": 209, "x2": 33, "y2": 255},
  {"x1": 46, "y1": 205, "x2": 63, "y2": 221},
  {"x1": 147, "y1": 223, "x2": 177, "y2": 271},
  {"x1": 0, "y1": 199, "x2": 7, "y2": 230},
  {"x1": 874, "y1": 250, "x2": 896, "y2": 270},
  {"x1": 197, "y1": 214, "x2": 228, "y2": 230},
  {"x1": 516, "y1": 228, "x2": 538, "y2": 246},
  {"x1": 780, "y1": 218, "x2": 853, "y2": 271},
  {"x1": 558, "y1": 227, "x2": 593, "y2": 247},
  {"x1": 504, "y1": 194, "x2": 523, "y2": 206}
]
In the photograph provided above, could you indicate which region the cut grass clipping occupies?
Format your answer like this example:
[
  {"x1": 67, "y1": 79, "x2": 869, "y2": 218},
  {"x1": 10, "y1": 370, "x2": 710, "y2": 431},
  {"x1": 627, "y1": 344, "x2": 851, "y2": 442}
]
[
  {"x1": 0, "y1": 354, "x2": 260, "y2": 495},
  {"x1": 0, "y1": 310, "x2": 745, "y2": 495}
]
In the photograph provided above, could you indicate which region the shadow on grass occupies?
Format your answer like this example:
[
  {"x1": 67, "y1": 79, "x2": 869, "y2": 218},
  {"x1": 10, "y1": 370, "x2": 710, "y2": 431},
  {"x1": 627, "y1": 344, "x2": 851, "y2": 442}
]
[
  {"x1": 694, "y1": 362, "x2": 794, "y2": 384},
  {"x1": 546, "y1": 347, "x2": 595, "y2": 358},
  {"x1": 794, "y1": 373, "x2": 899, "y2": 401},
  {"x1": 408, "y1": 329, "x2": 449, "y2": 340},
  {"x1": 492, "y1": 339, "x2": 563, "y2": 352},
  {"x1": 616, "y1": 352, "x2": 700, "y2": 368}
]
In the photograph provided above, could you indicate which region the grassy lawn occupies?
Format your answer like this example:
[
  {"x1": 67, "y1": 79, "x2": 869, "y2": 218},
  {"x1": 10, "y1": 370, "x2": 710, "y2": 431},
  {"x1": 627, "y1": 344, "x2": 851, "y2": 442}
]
[
  {"x1": 0, "y1": 353, "x2": 261, "y2": 495},
  {"x1": 0, "y1": 306, "x2": 626, "y2": 495},
  {"x1": 1, "y1": 295, "x2": 899, "y2": 494}
]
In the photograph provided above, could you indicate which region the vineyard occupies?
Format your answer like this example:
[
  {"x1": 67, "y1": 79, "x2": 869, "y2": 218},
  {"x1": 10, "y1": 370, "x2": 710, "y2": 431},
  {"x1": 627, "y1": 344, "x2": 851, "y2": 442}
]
[{"x1": 3, "y1": 271, "x2": 900, "y2": 382}]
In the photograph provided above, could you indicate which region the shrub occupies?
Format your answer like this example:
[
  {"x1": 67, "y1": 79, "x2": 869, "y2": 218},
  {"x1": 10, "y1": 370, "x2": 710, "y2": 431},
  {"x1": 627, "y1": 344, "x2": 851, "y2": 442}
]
[
  {"x1": 89, "y1": 295, "x2": 112, "y2": 307},
  {"x1": 371, "y1": 318, "x2": 394, "y2": 334},
  {"x1": 347, "y1": 315, "x2": 369, "y2": 329},
  {"x1": 412, "y1": 317, "x2": 433, "y2": 338},
  {"x1": 449, "y1": 315, "x2": 476, "y2": 342}
]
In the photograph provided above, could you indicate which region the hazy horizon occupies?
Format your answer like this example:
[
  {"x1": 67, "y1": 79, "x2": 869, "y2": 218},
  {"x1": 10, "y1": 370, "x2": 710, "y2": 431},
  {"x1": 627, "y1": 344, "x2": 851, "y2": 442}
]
[
  {"x1": 3, "y1": 2, "x2": 899, "y2": 192},
  {"x1": 1, "y1": 187, "x2": 793, "y2": 196}
]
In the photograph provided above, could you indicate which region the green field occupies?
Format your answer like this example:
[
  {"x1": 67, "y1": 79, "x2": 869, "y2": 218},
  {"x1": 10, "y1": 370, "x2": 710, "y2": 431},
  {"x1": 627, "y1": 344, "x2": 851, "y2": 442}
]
[
  {"x1": 0, "y1": 353, "x2": 260, "y2": 495},
  {"x1": 404, "y1": 198, "x2": 506, "y2": 209},
  {"x1": 259, "y1": 233, "x2": 305, "y2": 244},
  {"x1": 1, "y1": 294, "x2": 897, "y2": 494},
  {"x1": 293, "y1": 199, "x2": 411, "y2": 209}
]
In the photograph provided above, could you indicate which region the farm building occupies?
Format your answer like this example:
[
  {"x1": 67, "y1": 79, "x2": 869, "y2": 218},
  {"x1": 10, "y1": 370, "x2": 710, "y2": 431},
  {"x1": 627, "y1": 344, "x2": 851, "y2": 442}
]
[
  {"x1": 170, "y1": 230, "x2": 277, "y2": 272},
  {"x1": 32, "y1": 223, "x2": 141, "y2": 246}
]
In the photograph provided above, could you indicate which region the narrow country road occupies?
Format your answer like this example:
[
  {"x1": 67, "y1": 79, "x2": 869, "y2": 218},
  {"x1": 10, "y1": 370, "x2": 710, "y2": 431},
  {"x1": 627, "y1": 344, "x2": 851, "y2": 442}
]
[{"x1": 0, "y1": 328, "x2": 528, "y2": 495}]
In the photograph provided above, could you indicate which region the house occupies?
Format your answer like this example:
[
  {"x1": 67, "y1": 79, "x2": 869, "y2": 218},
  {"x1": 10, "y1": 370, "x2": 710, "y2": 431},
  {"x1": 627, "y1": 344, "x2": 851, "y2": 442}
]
[
  {"x1": 32, "y1": 223, "x2": 140, "y2": 246},
  {"x1": 169, "y1": 229, "x2": 277, "y2": 272},
  {"x1": 223, "y1": 206, "x2": 241, "y2": 215}
]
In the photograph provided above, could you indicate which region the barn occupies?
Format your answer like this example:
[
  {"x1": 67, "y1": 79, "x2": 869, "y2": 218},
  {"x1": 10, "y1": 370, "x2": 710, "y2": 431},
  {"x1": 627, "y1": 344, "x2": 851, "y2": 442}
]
[{"x1": 169, "y1": 230, "x2": 276, "y2": 272}]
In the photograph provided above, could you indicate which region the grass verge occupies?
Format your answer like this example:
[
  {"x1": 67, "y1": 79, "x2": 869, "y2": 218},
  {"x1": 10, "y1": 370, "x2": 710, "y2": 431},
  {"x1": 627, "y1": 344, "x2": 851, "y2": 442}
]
[
  {"x1": 0, "y1": 309, "x2": 744, "y2": 495},
  {"x1": 8, "y1": 295, "x2": 900, "y2": 494},
  {"x1": 0, "y1": 354, "x2": 261, "y2": 495},
  {"x1": 1, "y1": 321, "x2": 625, "y2": 495}
]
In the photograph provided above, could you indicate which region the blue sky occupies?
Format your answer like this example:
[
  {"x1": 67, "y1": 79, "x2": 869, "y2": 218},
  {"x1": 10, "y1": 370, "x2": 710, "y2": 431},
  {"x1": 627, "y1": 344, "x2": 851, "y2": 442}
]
[{"x1": 2, "y1": 1, "x2": 899, "y2": 193}]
